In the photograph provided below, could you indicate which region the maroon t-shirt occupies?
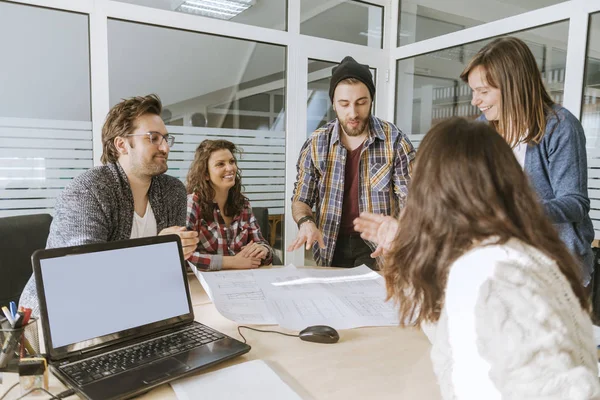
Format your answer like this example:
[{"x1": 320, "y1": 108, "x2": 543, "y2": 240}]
[{"x1": 339, "y1": 143, "x2": 363, "y2": 235}]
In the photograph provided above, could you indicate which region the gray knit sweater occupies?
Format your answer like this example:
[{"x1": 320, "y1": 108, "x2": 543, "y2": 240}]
[{"x1": 19, "y1": 162, "x2": 187, "y2": 317}]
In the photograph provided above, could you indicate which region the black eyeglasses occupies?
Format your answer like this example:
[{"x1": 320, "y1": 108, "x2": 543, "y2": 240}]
[{"x1": 125, "y1": 132, "x2": 175, "y2": 147}]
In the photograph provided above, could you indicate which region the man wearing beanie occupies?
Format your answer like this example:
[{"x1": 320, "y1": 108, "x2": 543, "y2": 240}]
[{"x1": 288, "y1": 56, "x2": 415, "y2": 269}]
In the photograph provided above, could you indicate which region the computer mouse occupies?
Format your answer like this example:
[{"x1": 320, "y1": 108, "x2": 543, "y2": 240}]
[{"x1": 298, "y1": 325, "x2": 339, "y2": 344}]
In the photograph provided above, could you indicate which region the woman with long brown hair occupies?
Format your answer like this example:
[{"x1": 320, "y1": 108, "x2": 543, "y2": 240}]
[
  {"x1": 363, "y1": 118, "x2": 599, "y2": 398},
  {"x1": 461, "y1": 36, "x2": 594, "y2": 286},
  {"x1": 185, "y1": 139, "x2": 272, "y2": 270}
]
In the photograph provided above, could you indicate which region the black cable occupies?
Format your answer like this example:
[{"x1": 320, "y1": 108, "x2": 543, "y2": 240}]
[
  {"x1": 14, "y1": 387, "x2": 60, "y2": 399},
  {"x1": 237, "y1": 326, "x2": 298, "y2": 344},
  {"x1": 1, "y1": 382, "x2": 75, "y2": 400},
  {"x1": 0, "y1": 383, "x2": 19, "y2": 400}
]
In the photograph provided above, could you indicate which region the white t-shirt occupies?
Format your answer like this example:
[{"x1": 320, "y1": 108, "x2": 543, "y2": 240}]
[
  {"x1": 130, "y1": 201, "x2": 157, "y2": 239},
  {"x1": 512, "y1": 142, "x2": 527, "y2": 169}
]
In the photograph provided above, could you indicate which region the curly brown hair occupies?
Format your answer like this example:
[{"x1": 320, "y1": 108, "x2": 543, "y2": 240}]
[
  {"x1": 186, "y1": 139, "x2": 247, "y2": 221},
  {"x1": 384, "y1": 118, "x2": 587, "y2": 327},
  {"x1": 101, "y1": 94, "x2": 162, "y2": 164}
]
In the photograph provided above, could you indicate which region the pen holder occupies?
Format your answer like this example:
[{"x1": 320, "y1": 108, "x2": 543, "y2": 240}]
[{"x1": 0, "y1": 319, "x2": 40, "y2": 370}]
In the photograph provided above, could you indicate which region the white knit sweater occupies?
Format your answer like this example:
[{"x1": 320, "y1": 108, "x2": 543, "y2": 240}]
[{"x1": 429, "y1": 238, "x2": 600, "y2": 400}]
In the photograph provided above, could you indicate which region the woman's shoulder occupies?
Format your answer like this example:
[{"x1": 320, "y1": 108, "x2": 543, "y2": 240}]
[
  {"x1": 549, "y1": 104, "x2": 575, "y2": 119},
  {"x1": 238, "y1": 197, "x2": 252, "y2": 212},
  {"x1": 448, "y1": 238, "x2": 583, "y2": 336},
  {"x1": 458, "y1": 237, "x2": 547, "y2": 261},
  {"x1": 446, "y1": 243, "x2": 502, "y2": 301},
  {"x1": 186, "y1": 191, "x2": 200, "y2": 205},
  {"x1": 448, "y1": 239, "x2": 554, "y2": 292},
  {"x1": 546, "y1": 104, "x2": 584, "y2": 134},
  {"x1": 186, "y1": 192, "x2": 216, "y2": 216},
  {"x1": 458, "y1": 237, "x2": 552, "y2": 265},
  {"x1": 450, "y1": 239, "x2": 525, "y2": 274}
]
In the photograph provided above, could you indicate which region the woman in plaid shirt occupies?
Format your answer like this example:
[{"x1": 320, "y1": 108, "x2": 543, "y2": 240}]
[{"x1": 185, "y1": 139, "x2": 273, "y2": 271}]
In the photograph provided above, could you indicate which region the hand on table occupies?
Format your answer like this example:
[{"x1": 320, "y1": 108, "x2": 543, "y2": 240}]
[
  {"x1": 230, "y1": 252, "x2": 262, "y2": 269},
  {"x1": 240, "y1": 240, "x2": 269, "y2": 259}
]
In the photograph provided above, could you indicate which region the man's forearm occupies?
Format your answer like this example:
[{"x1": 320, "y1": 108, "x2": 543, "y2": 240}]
[{"x1": 292, "y1": 201, "x2": 313, "y2": 223}]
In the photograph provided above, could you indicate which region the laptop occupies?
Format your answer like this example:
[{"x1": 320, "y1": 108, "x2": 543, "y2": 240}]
[{"x1": 32, "y1": 234, "x2": 250, "y2": 400}]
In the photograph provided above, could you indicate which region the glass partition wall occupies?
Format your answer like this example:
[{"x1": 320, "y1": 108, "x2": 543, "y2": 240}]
[
  {"x1": 0, "y1": 2, "x2": 92, "y2": 218},
  {"x1": 394, "y1": 0, "x2": 599, "y2": 238},
  {"x1": 0, "y1": 0, "x2": 387, "y2": 267},
  {"x1": 584, "y1": 12, "x2": 600, "y2": 234},
  {"x1": 2, "y1": 0, "x2": 600, "y2": 265},
  {"x1": 396, "y1": 21, "x2": 569, "y2": 138}
]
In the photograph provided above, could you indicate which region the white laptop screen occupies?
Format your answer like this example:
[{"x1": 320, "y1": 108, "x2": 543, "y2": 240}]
[{"x1": 39, "y1": 241, "x2": 190, "y2": 349}]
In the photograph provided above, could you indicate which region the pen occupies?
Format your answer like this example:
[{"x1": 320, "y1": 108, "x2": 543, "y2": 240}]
[
  {"x1": 1, "y1": 306, "x2": 14, "y2": 326},
  {"x1": 21, "y1": 308, "x2": 32, "y2": 326},
  {"x1": 0, "y1": 325, "x2": 19, "y2": 354},
  {"x1": 1, "y1": 334, "x2": 12, "y2": 353},
  {"x1": 0, "y1": 329, "x2": 20, "y2": 368},
  {"x1": 22, "y1": 338, "x2": 35, "y2": 356},
  {"x1": 12, "y1": 312, "x2": 24, "y2": 329},
  {"x1": 9, "y1": 301, "x2": 17, "y2": 319}
]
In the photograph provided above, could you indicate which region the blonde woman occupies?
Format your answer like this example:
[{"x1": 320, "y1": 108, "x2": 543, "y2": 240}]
[{"x1": 461, "y1": 36, "x2": 594, "y2": 285}]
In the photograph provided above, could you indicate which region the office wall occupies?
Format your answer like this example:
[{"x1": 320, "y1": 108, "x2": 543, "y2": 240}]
[
  {"x1": 2, "y1": 0, "x2": 600, "y2": 263},
  {"x1": 107, "y1": 19, "x2": 286, "y2": 107},
  {"x1": 0, "y1": 0, "x2": 387, "y2": 268},
  {"x1": 392, "y1": 0, "x2": 600, "y2": 237},
  {"x1": 0, "y1": 2, "x2": 91, "y2": 120}
]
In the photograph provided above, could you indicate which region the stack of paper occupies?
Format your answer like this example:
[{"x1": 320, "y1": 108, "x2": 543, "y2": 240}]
[
  {"x1": 192, "y1": 264, "x2": 399, "y2": 330},
  {"x1": 171, "y1": 360, "x2": 304, "y2": 400}
]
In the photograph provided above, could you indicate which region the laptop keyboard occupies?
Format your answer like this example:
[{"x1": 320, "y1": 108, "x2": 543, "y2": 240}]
[{"x1": 60, "y1": 324, "x2": 224, "y2": 386}]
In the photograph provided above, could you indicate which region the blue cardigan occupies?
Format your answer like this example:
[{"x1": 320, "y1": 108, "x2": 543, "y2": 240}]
[{"x1": 481, "y1": 105, "x2": 595, "y2": 284}]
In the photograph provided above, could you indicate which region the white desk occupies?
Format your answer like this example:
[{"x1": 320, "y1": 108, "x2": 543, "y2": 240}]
[{"x1": 0, "y1": 271, "x2": 441, "y2": 399}]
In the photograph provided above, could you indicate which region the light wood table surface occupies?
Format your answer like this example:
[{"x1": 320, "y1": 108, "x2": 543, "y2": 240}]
[{"x1": 0, "y1": 269, "x2": 441, "y2": 400}]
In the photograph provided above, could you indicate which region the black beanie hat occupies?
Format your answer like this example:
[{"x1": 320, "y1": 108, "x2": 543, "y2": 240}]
[{"x1": 329, "y1": 56, "x2": 375, "y2": 102}]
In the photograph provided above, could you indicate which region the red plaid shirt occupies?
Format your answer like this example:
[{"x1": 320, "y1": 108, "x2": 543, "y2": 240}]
[{"x1": 186, "y1": 193, "x2": 273, "y2": 271}]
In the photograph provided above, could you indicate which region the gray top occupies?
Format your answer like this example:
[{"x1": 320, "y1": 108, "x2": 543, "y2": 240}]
[{"x1": 19, "y1": 162, "x2": 187, "y2": 316}]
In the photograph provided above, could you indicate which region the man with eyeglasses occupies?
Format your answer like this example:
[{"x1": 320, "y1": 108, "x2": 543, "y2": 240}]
[{"x1": 20, "y1": 94, "x2": 199, "y2": 317}]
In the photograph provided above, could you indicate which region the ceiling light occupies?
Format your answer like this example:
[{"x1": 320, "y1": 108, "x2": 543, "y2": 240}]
[{"x1": 175, "y1": 0, "x2": 255, "y2": 20}]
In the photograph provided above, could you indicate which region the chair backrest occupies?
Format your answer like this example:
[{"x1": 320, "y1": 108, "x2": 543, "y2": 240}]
[
  {"x1": 252, "y1": 207, "x2": 282, "y2": 265},
  {"x1": 252, "y1": 207, "x2": 270, "y2": 240},
  {"x1": 0, "y1": 213, "x2": 52, "y2": 306},
  {"x1": 591, "y1": 247, "x2": 600, "y2": 324}
]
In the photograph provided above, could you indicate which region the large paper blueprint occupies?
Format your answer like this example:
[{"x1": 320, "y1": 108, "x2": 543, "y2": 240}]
[
  {"x1": 192, "y1": 264, "x2": 399, "y2": 330},
  {"x1": 255, "y1": 265, "x2": 399, "y2": 330},
  {"x1": 192, "y1": 264, "x2": 287, "y2": 325}
]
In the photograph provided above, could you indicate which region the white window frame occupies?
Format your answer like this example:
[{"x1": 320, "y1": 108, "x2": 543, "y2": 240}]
[
  {"x1": 392, "y1": 0, "x2": 600, "y2": 240},
  {"x1": 4, "y1": 0, "x2": 390, "y2": 266},
  {"x1": 6, "y1": 0, "x2": 600, "y2": 259}
]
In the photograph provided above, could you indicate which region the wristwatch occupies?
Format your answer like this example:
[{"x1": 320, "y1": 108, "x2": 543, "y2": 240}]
[{"x1": 297, "y1": 215, "x2": 315, "y2": 229}]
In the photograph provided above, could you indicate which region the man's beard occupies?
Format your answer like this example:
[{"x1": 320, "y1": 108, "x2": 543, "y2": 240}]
[
  {"x1": 135, "y1": 154, "x2": 168, "y2": 177},
  {"x1": 340, "y1": 115, "x2": 369, "y2": 137}
]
